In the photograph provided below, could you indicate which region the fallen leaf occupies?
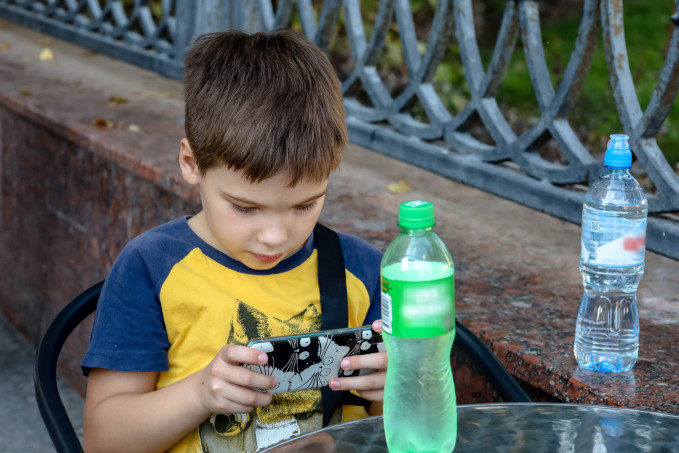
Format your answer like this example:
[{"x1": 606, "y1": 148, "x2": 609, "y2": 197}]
[
  {"x1": 19, "y1": 88, "x2": 30, "y2": 96},
  {"x1": 39, "y1": 48, "x2": 54, "y2": 61},
  {"x1": 38, "y1": 38, "x2": 53, "y2": 46},
  {"x1": 387, "y1": 179, "x2": 411, "y2": 194},
  {"x1": 128, "y1": 124, "x2": 141, "y2": 132},
  {"x1": 109, "y1": 95, "x2": 129, "y2": 104},
  {"x1": 0, "y1": 43, "x2": 10, "y2": 51},
  {"x1": 93, "y1": 118, "x2": 114, "y2": 128}
]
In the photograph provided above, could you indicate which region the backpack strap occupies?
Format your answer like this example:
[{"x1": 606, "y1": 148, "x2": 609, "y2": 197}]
[
  {"x1": 315, "y1": 223, "x2": 348, "y2": 333},
  {"x1": 314, "y1": 223, "x2": 373, "y2": 425},
  {"x1": 314, "y1": 223, "x2": 348, "y2": 426}
]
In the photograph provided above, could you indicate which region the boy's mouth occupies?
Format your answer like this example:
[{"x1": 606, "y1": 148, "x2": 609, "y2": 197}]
[{"x1": 251, "y1": 253, "x2": 283, "y2": 264}]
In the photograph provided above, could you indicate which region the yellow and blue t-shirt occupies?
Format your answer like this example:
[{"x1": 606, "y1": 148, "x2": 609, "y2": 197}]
[{"x1": 82, "y1": 217, "x2": 382, "y2": 452}]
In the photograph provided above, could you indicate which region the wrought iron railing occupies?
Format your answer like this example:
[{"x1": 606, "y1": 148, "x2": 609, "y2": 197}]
[
  {"x1": 1, "y1": 0, "x2": 678, "y2": 260},
  {"x1": 0, "y1": 0, "x2": 259, "y2": 78}
]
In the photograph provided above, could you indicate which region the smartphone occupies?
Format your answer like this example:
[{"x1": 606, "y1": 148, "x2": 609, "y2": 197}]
[{"x1": 244, "y1": 326, "x2": 384, "y2": 394}]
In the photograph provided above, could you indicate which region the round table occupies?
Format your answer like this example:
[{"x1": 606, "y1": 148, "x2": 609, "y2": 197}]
[{"x1": 259, "y1": 403, "x2": 679, "y2": 452}]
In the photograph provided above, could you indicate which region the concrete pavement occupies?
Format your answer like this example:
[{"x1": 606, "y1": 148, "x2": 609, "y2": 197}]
[{"x1": 0, "y1": 314, "x2": 84, "y2": 452}]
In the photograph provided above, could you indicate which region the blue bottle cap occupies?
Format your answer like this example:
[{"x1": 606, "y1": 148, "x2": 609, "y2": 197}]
[{"x1": 603, "y1": 134, "x2": 632, "y2": 169}]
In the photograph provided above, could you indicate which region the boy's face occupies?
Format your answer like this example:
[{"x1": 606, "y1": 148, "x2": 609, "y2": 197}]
[{"x1": 179, "y1": 140, "x2": 328, "y2": 270}]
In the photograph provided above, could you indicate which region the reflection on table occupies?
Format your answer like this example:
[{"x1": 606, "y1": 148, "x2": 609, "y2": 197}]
[{"x1": 260, "y1": 403, "x2": 679, "y2": 452}]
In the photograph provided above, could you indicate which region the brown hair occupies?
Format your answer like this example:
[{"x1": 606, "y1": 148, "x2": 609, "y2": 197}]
[{"x1": 183, "y1": 29, "x2": 347, "y2": 186}]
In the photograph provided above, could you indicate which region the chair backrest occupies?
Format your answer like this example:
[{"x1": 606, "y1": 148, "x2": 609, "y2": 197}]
[
  {"x1": 453, "y1": 320, "x2": 531, "y2": 403},
  {"x1": 34, "y1": 280, "x2": 103, "y2": 453}
]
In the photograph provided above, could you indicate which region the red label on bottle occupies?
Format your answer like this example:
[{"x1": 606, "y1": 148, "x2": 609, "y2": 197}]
[{"x1": 623, "y1": 236, "x2": 645, "y2": 252}]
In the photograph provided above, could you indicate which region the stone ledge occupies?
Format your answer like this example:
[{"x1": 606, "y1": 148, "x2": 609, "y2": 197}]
[{"x1": 1, "y1": 20, "x2": 678, "y2": 412}]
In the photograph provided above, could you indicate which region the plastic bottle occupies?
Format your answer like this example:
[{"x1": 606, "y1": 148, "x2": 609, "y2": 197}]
[
  {"x1": 574, "y1": 134, "x2": 647, "y2": 373},
  {"x1": 381, "y1": 200, "x2": 456, "y2": 453}
]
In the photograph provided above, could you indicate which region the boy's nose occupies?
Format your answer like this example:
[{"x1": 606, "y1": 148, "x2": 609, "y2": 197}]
[{"x1": 258, "y1": 221, "x2": 288, "y2": 248}]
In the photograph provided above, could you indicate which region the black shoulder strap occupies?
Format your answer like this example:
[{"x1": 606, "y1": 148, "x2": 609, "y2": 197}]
[
  {"x1": 315, "y1": 223, "x2": 348, "y2": 332},
  {"x1": 314, "y1": 223, "x2": 372, "y2": 425},
  {"x1": 314, "y1": 223, "x2": 348, "y2": 426}
]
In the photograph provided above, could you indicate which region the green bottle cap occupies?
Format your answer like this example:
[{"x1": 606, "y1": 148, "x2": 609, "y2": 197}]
[{"x1": 398, "y1": 200, "x2": 436, "y2": 228}]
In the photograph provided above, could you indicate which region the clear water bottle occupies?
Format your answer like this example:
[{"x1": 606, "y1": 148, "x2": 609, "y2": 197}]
[
  {"x1": 574, "y1": 134, "x2": 647, "y2": 373},
  {"x1": 381, "y1": 200, "x2": 456, "y2": 453}
]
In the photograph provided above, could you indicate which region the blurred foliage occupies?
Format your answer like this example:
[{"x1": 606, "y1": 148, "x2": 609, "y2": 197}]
[
  {"x1": 299, "y1": 0, "x2": 678, "y2": 174},
  {"x1": 120, "y1": 0, "x2": 165, "y2": 20},
  {"x1": 491, "y1": 0, "x2": 678, "y2": 171},
  {"x1": 138, "y1": 0, "x2": 678, "y2": 176}
]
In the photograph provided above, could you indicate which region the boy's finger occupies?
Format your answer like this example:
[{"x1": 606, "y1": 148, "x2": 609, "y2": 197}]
[
  {"x1": 372, "y1": 319, "x2": 383, "y2": 333},
  {"x1": 218, "y1": 344, "x2": 268, "y2": 365},
  {"x1": 328, "y1": 371, "x2": 386, "y2": 392},
  {"x1": 340, "y1": 351, "x2": 388, "y2": 371},
  {"x1": 221, "y1": 383, "x2": 274, "y2": 408},
  {"x1": 239, "y1": 367, "x2": 279, "y2": 391},
  {"x1": 217, "y1": 362, "x2": 278, "y2": 392},
  {"x1": 225, "y1": 402, "x2": 257, "y2": 414},
  {"x1": 355, "y1": 389, "x2": 384, "y2": 402}
]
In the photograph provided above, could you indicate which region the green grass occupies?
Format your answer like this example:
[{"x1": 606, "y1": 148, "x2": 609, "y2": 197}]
[
  {"x1": 314, "y1": 1, "x2": 678, "y2": 177},
  {"x1": 487, "y1": 0, "x2": 678, "y2": 167},
  {"x1": 127, "y1": 0, "x2": 677, "y2": 172}
]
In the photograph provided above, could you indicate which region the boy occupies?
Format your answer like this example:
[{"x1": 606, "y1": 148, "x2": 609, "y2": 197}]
[{"x1": 82, "y1": 29, "x2": 387, "y2": 453}]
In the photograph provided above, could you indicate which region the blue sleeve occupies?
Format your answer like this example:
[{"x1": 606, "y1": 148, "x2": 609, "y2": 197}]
[
  {"x1": 337, "y1": 233, "x2": 383, "y2": 325},
  {"x1": 363, "y1": 276, "x2": 383, "y2": 325},
  {"x1": 81, "y1": 239, "x2": 170, "y2": 375}
]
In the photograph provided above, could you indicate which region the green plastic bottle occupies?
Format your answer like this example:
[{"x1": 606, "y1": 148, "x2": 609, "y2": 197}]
[{"x1": 381, "y1": 201, "x2": 457, "y2": 453}]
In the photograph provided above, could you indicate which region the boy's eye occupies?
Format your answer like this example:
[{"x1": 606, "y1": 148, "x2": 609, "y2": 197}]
[
  {"x1": 232, "y1": 204, "x2": 257, "y2": 214},
  {"x1": 295, "y1": 202, "x2": 317, "y2": 212}
]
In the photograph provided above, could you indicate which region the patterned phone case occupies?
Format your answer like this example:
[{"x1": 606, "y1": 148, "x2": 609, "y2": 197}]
[{"x1": 245, "y1": 326, "x2": 384, "y2": 393}]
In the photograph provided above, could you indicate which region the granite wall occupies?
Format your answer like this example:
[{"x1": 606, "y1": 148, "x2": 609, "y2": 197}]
[{"x1": 0, "y1": 106, "x2": 198, "y2": 393}]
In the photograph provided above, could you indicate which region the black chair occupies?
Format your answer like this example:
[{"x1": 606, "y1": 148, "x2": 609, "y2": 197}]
[
  {"x1": 34, "y1": 280, "x2": 529, "y2": 452},
  {"x1": 34, "y1": 280, "x2": 103, "y2": 453},
  {"x1": 453, "y1": 319, "x2": 531, "y2": 403}
]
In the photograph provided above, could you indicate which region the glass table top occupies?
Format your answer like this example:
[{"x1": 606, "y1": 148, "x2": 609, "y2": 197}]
[{"x1": 260, "y1": 403, "x2": 679, "y2": 452}]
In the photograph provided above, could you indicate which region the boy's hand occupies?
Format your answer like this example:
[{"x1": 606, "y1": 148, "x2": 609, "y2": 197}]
[
  {"x1": 196, "y1": 344, "x2": 277, "y2": 416},
  {"x1": 328, "y1": 319, "x2": 388, "y2": 402}
]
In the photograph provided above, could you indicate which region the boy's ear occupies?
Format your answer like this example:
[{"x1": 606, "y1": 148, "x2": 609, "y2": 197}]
[{"x1": 179, "y1": 138, "x2": 200, "y2": 185}]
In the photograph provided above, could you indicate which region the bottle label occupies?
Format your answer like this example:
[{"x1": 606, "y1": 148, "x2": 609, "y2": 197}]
[
  {"x1": 581, "y1": 211, "x2": 646, "y2": 266},
  {"x1": 381, "y1": 274, "x2": 454, "y2": 338}
]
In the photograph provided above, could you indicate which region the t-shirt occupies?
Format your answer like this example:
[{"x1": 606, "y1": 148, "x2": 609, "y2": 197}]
[{"x1": 82, "y1": 217, "x2": 382, "y2": 452}]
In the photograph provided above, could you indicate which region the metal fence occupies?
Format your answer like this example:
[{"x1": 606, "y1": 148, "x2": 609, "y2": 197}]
[
  {"x1": 1, "y1": 0, "x2": 678, "y2": 260},
  {"x1": 0, "y1": 0, "x2": 257, "y2": 78}
]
